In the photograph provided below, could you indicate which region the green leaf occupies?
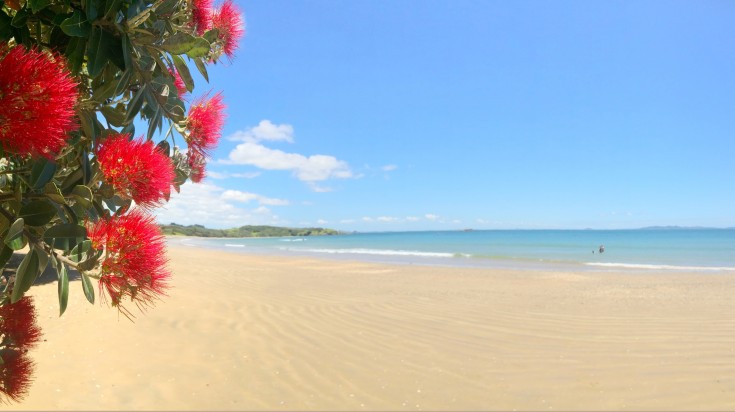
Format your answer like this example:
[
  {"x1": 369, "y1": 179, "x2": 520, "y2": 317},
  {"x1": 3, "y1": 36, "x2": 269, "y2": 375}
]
[
  {"x1": 60, "y1": 10, "x2": 90, "y2": 37},
  {"x1": 71, "y1": 185, "x2": 93, "y2": 208},
  {"x1": 68, "y1": 239, "x2": 92, "y2": 263},
  {"x1": 35, "y1": 246, "x2": 48, "y2": 273},
  {"x1": 29, "y1": 0, "x2": 52, "y2": 13},
  {"x1": 81, "y1": 273, "x2": 95, "y2": 304},
  {"x1": 65, "y1": 36, "x2": 87, "y2": 74},
  {"x1": 43, "y1": 223, "x2": 87, "y2": 250},
  {"x1": 60, "y1": 167, "x2": 84, "y2": 192},
  {"x1": 57, "y1": 261, "x2": 69, "y2": 316},
  {"x1": 100, "y1": 105, "x2": 126, "y2": 127},
  {"x1": 4, "y1": 218, "x2": 26, "y2": 251},
  {"x1": 30, "y1": 158, "x2": 57, "y2": 190},
  {"x1": 0, "y1": 12, "x2": 11, "y2": 42},
  {"x1": 11, "y1": 250, "x2": 39, "y2": 303},
  {"x1": 44, "y1": 182, "x2": 66, "y2": 204},
  {"x1": 156, "y1": 140, "x2": 170, "y2": 156},
  {"x1": 121, "y1": 122, "x2": 135, "y2": 136},
  {"x1": 86, "y1": 0, "x2": 98, "y2": 20},
  {"x1": 122, "y1": 34, "x2": 133, "y2": 72},
  {"x1": 93, "y1": 77, "x2": 118, "y2": 103},
  {"x1": 193, "y1": 57, "x2": 209, "y2": 82},
  {"x1": 161, "y1": 32, "x2": 201, "y2": 55},
  {"x1": 202, "y1": 28, "x2": 219, "y2": 44},
  {"x1": 103, "y1": 0, "x2": 123, "y2": 20},
  {"x1": 185, "y1": 38, "x2": 211, "y2": 58},
  {"x1": 19, "y1": 200, "x2": 57, "y2": 226},
  {"x1": 171, "y1": 54, "x2": 194, "y2": 93},
  {"x1": 125, "y1": 84, "x2": 146, "y2": 123},
  {"x1": 0, "y1": 245, "x2": 14, "y2": 271},
  {"x1": 114, "y1": 68, "x2": 134, "y2": 96},
  {"x1": 86, "y1": 27, "x2": 119, "y2": 78},
  {"x1": 11, "y1": 9, "x2": 28, "y2": 28},
  {"x1": 147, "y1": 105, "x2": 162, "y2": 141}
]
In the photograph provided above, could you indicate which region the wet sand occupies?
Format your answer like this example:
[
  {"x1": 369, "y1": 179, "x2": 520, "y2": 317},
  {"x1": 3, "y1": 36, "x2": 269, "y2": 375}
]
[{"x1": 7, "y1": 244, "x2": 735, "y2": 410}]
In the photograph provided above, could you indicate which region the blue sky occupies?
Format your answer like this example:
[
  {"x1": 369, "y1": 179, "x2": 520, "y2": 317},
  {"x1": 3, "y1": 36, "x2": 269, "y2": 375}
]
[{"x1": 154, "y1": 0, "x2": 735, "y2": 231}]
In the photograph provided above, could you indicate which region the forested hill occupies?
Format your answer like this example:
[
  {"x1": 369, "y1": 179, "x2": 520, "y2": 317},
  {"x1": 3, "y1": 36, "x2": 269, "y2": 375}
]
[{"x1": 160, "y1": 223, "x2": 343, "y2": 238}]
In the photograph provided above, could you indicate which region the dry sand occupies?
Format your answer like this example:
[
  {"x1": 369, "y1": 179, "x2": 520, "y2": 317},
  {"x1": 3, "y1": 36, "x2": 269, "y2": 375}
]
[{"x1": 5, "y1": 244, "x2": 735, "y2": 410}]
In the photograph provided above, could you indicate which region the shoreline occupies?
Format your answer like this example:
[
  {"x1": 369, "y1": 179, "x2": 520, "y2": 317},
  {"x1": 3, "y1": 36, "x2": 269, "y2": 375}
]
[
  {"x1": 10, "y1": 244, "x2": 735, "y2": 410},
  {"x1": 167, "y1": 235, "x2": 735, "y2": 274}
]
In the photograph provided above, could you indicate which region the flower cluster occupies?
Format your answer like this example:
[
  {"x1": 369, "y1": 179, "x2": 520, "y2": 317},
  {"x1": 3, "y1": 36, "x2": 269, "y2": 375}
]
[
  {"x1": 97, "y1": 133, "x2": 175, "y2": 208},
  {"x1": 190, "y1": 0, "x2": 213, "y2": 35},
  {"x1": 189, "y1": 0, "x2": 244, "y2": 58},
  {"x1": 168, "y1": 68, "x2": 188, "y2": 98},
  {"x1": 211, "y1": 0, "x2": 245, "y2": 58},
  {"x1": 0, "y1": 297, "x2": 41, "y2": 402},
  {"x1": 185, "y1": 92, "x2": 225, "y2": 182},
  {"x1": 87, "y1": 210, "x2": 171, "y2": 313},
  {"x1": 0, "y1": 45, "x2": 79, "y2": 158}
]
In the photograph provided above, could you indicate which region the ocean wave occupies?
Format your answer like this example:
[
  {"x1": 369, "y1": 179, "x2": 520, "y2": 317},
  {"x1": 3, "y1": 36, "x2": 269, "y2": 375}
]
[
  {"x1": 225, "y1": 244, "x2": 246, "y2": 248},
  {"x1": 585, "y1": 262, "x2": 735, "y2": 271}
]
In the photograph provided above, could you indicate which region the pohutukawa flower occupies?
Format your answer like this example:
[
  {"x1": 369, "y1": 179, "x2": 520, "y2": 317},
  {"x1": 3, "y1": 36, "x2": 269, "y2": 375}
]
[
  {"x1": 0, "y1": 45, "x2": 79, "y2": 158},
  {"x1": 0, "y1": 297, "x2": 41, "y2": 349},
  {"x1": 186, "y1": 92, "x2": 225, "y2": 158},
  {"x1": 211, "y1": 0, "x2": 245, "y2": 58},
  {"x1": 168, "y1": 68, "x2": 188, "y2": 98},
  {"x1": 0, "y1": 351, "x2": 34, "y2": 403},
  {"x1": 191, "y1": 0, "x2": 213, "y2": 35},
  {"x1": 187, "y1": 151, "x2": 207, "y2": 183},
  {"x1": 0, "y1": 297, "x2": 42, "y2": 403},
  {"x1": 87, "y1": 210, "x2": 170, "y2": 313},
  {"x1": 97, "y1": 133, "x2": 175, "y2": 208}
]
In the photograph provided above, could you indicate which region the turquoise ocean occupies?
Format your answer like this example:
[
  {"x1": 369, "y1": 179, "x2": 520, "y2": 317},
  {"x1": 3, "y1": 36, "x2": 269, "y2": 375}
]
[{"x1": 171, "y1": 229, "x2": 735, "y2": 272}]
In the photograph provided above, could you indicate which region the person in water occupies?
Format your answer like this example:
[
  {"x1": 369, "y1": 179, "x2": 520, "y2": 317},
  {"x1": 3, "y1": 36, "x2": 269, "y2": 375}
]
[{"x1": 599, "y1": 245, "x2": 605, "y2": 253}]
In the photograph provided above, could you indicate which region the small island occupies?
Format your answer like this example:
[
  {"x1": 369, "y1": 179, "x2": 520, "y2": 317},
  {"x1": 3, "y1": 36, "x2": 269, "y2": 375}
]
[{"x1": 160, "y1": 223, "x2": 343, "y2": 238}]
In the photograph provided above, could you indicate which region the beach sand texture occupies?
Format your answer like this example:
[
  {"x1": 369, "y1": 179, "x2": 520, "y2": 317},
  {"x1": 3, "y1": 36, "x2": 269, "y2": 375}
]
[{"x1": 6, "y1": 245, "x2": 735, "y2": 410}]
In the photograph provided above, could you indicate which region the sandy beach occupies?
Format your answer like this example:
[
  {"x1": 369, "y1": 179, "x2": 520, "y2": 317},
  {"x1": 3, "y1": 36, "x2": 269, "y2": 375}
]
[{"x1": 5, "y1": 244, "x2": 735, "y2": 410}]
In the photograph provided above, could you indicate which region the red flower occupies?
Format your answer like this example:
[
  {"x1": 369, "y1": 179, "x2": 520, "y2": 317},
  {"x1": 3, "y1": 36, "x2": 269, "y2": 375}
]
[
  {"x1": 191, "y1": 0, "x2": 213, "y2": 36},
  {"x1": 0, "y1": 297, "x2": 41, "y2": 403},
  {"x1": 0, "y1": 351, "x2": 34, "y2": 403},
  {"x1": 187, "y1": 151, "x2": 207, "y2": 183},
  {"x1": 211, "y1": 0, "x2": 244, "y2": 58},
  {"x1": 0, "y1": 297, "x2": 41, "y2": 349},
  {"x1": 0, "y1": 45, "x2": 79, "y2": 158},
  {"x1": 186, "y1": 92, "x2": 225, "y2": 158},
  {"x1": 168, "y1": 68, "x2": 188, "y2": 98},
  {"x1": 87, "y1": 210, "x2": 170, "y2": 313},
  {"x1": 97, "y1": 133, "x2": 175, "y2": 208}
]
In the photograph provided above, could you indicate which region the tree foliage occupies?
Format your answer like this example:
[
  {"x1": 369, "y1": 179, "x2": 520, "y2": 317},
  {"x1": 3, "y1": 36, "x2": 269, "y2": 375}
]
[{"x1": 0, "y1": 0, "x2": 244, "y2": 402}]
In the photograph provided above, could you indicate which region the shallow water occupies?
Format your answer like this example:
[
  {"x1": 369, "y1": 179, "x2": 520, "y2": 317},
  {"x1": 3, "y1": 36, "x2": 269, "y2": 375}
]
[{"x1": 171, "y1": 228, "x2": 735, "y2": 272}]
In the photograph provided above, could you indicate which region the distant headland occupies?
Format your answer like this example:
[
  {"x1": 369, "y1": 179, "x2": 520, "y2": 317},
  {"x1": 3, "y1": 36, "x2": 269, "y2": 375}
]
[{"x1": 160, "y1": 223, "x2": 344, "y2": 238}]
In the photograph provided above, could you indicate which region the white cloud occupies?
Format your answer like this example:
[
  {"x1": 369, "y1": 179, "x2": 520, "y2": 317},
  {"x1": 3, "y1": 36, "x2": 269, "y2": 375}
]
[
  {"x1": 425, "y1": 214, "x2": 439, "y2": 221},
  {"x1": 228, "y1": 120, "x2": 294, "y2": 143},
  {"x1": 377, "y1": 216, "x2": 399, "y2": 222},
  {"x1": 153, "y1": 183, "x2": 287, "y2": 228},
  {"x1": 207, "y1": 171, "x2": 262, "y2": 180},
  {"x1": 222, "y1": 120, "x2": 353, "y2": 191},
  {"x1": 382, "y1": 164, "x2": 398, "y2": 172},
  {"x1": 221, "y1": 189, "x2": 289, "y2": 206},
  {"x1": 225, "y1": 142, "x2": 352, "y2": 183},
  {"x1": 317, "y1": 219, "x2": 328, "y2": 225},
  {"x1": 406, "y1": 216, "x2": 420, "y2": 222}
]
